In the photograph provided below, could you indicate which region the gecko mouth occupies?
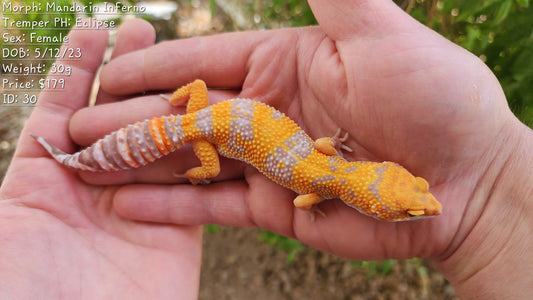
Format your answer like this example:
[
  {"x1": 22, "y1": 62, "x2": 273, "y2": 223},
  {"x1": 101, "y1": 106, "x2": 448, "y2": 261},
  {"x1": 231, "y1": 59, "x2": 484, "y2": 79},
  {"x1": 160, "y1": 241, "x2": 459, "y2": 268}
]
[{"x1": 407, "y1": 210, "x2": 425, "y2": 217}]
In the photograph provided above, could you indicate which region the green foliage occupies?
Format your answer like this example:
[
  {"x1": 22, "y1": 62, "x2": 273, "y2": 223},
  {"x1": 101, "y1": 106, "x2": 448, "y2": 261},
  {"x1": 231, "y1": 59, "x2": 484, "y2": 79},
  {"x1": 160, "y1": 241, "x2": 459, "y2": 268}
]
[
  {"x1": 271, "y1": 0, "x2": 317, "y2": 27},
  {"x1": 251, "y1": 0, "x2": 317, "y2": 27},
  {"x1": 405, "y1": 0, "x2": 533, "y2": 127},
  {"x1": 209, "y1": 0, "x2": 217, "y2": 16},
  {"x1": 258, "y1": 230, "x2": 302, "y2": 263},
  {"x1": 351, "y1": 259, "x2": 395, "y2": 278},
  {"x1": 205, "y1": 224, "x2": 220, "y2": 234},
  {"x1": 351, "y1": 258, "x2": 431, "y2": 284},
  {"x1": 410, "y1": 258, "x2": 430, "y2": 292}
]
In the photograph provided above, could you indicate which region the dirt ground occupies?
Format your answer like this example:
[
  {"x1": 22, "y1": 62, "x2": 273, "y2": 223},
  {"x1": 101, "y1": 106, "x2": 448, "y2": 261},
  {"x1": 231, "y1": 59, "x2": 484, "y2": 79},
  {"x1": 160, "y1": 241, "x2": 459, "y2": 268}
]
[
  {"x1": 0, "y1": 1, "x2": 459, "y2": 299},
  {"x1": 199, "y1": 226, "x2": 458, "y2": 300}
]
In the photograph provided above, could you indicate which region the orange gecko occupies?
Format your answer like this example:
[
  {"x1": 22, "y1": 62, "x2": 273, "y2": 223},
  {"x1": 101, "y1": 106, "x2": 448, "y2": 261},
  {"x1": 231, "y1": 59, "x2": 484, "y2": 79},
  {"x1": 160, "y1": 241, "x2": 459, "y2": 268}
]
[{"x1": 32, "y1": 80, "x2": 442, "y2": 221}]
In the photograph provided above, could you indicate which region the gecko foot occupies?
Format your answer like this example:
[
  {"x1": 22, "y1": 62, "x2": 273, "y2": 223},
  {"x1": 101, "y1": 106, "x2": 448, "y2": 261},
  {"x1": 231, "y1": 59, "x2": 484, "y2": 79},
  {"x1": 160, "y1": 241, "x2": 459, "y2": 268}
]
[
  {"x1": 294, "y1": 193, "x2": 327, "y2": 221},
  {"x1": 315, "y1": 128, "x2": 353, "y2": 157},
  {"x1": 309, "y1": 206, "x2": 327, "y2": 222},
  {"x1": 173, "y1": 171, "x2": 212, "y2": 185},
  {"x1": 332, "y1": 128, "x2": 353, "y2": 154}
]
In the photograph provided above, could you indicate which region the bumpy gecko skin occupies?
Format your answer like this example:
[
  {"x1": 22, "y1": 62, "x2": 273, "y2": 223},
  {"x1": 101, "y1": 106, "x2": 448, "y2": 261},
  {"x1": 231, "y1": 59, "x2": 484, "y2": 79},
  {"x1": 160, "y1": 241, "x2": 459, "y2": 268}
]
[{"x1": 31, "y1": 80, "x2": 442, "y2": 221}]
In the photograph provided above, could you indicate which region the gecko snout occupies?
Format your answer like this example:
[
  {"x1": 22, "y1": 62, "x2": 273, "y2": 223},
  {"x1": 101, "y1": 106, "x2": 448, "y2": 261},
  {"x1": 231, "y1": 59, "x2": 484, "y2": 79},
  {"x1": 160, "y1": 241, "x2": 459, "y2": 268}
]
[{"x1": 407, "y1": 193, "x2": 442, "y2": 218}]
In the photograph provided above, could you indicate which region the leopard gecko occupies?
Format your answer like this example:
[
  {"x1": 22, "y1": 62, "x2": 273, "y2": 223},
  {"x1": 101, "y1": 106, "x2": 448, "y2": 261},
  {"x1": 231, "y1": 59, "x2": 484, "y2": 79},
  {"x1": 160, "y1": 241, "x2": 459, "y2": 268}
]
[{"x1": 31, "y1": 79, "x2": 442, "y2": 221}]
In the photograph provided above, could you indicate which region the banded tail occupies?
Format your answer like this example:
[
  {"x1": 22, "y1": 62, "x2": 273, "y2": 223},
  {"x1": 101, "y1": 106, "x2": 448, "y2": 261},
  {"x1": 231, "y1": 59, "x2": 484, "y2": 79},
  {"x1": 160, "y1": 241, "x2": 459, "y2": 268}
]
[{"x1": 31, "y1": 113, "x2": 189, "y2": 172}]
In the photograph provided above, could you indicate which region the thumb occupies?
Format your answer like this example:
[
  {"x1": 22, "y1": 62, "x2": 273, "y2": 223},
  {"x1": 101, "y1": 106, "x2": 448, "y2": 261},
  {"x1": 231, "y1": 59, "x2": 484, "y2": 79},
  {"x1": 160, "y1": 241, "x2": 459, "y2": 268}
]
[{"x1": 308, "y1": 0, "x2": 419, "y2": 40}]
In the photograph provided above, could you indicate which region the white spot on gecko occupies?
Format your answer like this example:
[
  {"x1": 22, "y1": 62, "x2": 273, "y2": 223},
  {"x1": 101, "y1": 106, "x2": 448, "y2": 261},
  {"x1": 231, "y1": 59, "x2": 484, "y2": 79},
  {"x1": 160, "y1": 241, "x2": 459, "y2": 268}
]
[
  {"x1": 164, "y1": 115, "x2": 184, "y2": 146},
  {"x1": 264, "y1": 146, "x2": 297, "y2": 183},
  {"x1": 227, "y1": 99, "x2": 255, "y2": 154},
  {"x1": 284, "y1": 130, "x2": 313, "y2": 159},
  {"x1": 196, "y1": 107, "x2": 214, "y2": 138},
  {"x1": 369, "y1": 165, "x2": 389, "y2": 202}
]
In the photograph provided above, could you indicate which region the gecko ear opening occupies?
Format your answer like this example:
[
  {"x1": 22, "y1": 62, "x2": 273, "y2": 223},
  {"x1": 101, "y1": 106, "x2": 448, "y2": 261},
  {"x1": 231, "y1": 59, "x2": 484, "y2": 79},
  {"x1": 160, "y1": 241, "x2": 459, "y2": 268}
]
[{"x1": 415, "y1": 177, "x2": 429, "y2": 192}]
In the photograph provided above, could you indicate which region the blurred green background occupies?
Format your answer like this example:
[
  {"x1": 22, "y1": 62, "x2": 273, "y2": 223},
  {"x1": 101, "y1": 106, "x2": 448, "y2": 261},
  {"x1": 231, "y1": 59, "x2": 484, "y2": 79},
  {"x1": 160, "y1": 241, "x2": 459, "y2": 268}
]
[{"x1": 406, "y1": 0, "x2": 533, "y2": 127}]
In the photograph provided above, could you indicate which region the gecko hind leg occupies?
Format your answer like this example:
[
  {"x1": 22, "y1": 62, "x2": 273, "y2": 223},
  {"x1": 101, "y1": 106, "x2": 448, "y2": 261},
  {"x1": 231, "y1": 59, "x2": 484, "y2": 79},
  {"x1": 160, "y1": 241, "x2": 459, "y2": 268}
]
[
  {"x1": 294, "y1": 193, "x2": 327, "y2": 221},
  {"x1": 315, "y1": 128, "x2": 353, "y2": 157},
  {"x1": 167, "y1": 80, "x2": 221, "y2": 184},
  {"x1": 173, "y1": 139, "x2": 220, "y2": 185}
]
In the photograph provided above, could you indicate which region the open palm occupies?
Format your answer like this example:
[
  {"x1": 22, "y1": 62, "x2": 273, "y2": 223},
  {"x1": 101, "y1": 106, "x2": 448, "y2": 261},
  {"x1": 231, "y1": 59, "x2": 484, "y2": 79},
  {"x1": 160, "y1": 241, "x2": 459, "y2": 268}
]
[{"x1": 0, "y1": 20, "x2": 201, "y2": 299}]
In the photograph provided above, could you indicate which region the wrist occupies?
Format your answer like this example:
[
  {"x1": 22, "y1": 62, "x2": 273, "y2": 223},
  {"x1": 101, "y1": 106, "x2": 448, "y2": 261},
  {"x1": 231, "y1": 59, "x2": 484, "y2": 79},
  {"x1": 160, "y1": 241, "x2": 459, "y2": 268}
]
[{"x1": 434, "y1": 119, "x2": 533, "y2": 299}]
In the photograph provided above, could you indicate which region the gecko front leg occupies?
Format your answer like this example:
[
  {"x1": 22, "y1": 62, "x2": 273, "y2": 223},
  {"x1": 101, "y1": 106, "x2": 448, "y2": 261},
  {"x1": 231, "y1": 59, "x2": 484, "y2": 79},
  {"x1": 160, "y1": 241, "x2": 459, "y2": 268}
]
[{"x1": 314, "y1": 128, "x2": 353, "y2": 157}]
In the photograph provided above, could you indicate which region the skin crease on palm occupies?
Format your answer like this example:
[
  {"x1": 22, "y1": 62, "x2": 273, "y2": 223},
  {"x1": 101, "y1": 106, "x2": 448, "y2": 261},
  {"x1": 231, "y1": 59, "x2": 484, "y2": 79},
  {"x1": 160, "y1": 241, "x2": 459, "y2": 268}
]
[{"x1": 0, "y1": 0, "x2": 532, "y2": 299}]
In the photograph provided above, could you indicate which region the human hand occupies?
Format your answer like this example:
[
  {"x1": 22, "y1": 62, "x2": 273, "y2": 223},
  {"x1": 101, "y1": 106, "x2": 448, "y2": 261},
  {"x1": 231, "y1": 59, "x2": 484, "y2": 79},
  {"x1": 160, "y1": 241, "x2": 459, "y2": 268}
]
[{"x1": 0, "y1": 19, "x2": 202, "y2": 299}]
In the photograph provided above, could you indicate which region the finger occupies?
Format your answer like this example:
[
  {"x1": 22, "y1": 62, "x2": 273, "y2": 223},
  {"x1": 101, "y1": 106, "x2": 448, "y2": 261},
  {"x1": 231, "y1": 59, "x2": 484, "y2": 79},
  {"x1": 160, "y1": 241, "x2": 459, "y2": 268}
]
[
  {"x1": 95, "y1": 18, "x2": 156, "y2": 105},
  {"x1": 113, "y1": 181, "x2": 257, "y2": 227},
  {"x1": 111, "y1": 18, "x2": 156, "y2": 59},
  {"x1": 99, "y1": 30, "x2": 276, "y2": 94},
  {"x1": 78, "y1": 154, "x2": 246, "y2": 185},
  {"x1": 308, "y1": 0, "x2": 416, "y2": 40},
  {"x1": 69, "y1": 90, "x2": 238, "y2": 146},
  {"x1": 18, "y1": 19, "x2": 108, "y2": 157},
  {"x1": 71, "y1": 95, "x2": 185, "y2": 145},
  {"x1": 113, "y1": 169, "x2": 297, "y2": 235}
]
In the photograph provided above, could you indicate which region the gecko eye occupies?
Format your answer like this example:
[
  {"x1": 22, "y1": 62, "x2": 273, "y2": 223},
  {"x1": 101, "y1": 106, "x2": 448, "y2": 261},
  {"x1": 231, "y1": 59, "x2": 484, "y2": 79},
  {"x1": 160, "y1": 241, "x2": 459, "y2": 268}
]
[{"x1": 407, "y1": 210, "x2": 425, "y2": 217}]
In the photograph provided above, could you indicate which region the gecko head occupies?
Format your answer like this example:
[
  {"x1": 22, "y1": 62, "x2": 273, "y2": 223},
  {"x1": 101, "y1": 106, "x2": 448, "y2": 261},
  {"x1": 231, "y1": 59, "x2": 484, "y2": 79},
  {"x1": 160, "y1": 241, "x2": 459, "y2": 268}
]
[
  {"x1": 379, "y1": 164, "x2": 442, "y2": 221},
  {"x1": 344, "y1": 162, "x2": 442, "y2": 222}
]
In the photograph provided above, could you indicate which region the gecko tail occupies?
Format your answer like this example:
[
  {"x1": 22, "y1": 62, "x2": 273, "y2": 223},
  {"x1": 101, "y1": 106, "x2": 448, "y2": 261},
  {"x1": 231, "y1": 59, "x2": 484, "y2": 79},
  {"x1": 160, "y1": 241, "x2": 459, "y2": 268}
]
[
  {"x1": 30, "y1": 133, "x2": 67, "y2": 156},
  {"x1": 30, "y1": 133, "x2": 99, "y2": 171},
  {"x1": 29, "y1": 113, "x2": 186, "y2": 172}
]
